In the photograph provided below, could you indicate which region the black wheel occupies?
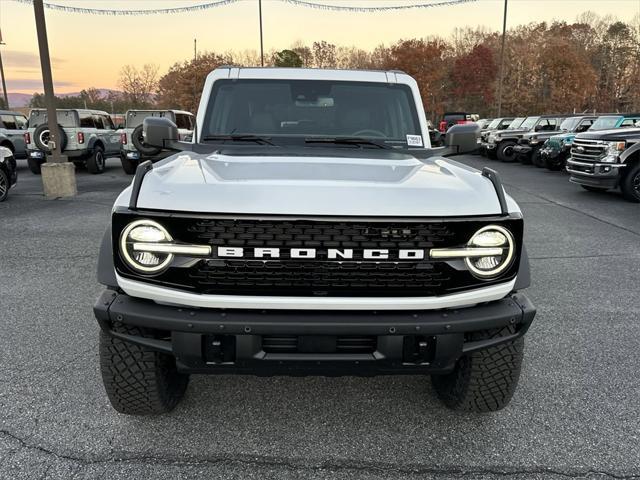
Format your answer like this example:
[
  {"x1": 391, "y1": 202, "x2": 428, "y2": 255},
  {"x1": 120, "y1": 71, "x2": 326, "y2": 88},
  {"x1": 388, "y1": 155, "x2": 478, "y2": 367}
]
[
  {"x1": 132, "y1": 125, "x2": 161, "y2": 156},
  {"x1": 497, "y1": 141, "x2": 517, "y2": 162},
  {"x1": 620, "y1": 162, "x2": 640, "y2": 203},
  {"x1": 33, "y1": 123, "x2": 67, "y2": 152},
  {"x1": 0, "y1": 169, "x2": 8, "y2": 202},
  {"x1": 532, "y1": 150, "x2": 545, "y2": 168},
  {"x1": 431, "y1": 325, "x2": 524, "y2": 412},
  {"x1": 581, "y1": 185, "x2": 609, "y2": 193},
  {"x1": 99, "y1": 323, "x2": 189, "y2": 415},
  {"x1": 86, "y1": 146, "x2": 106, "y2": 174},
  {"x1": 546, "y1": 155, "x2": 565, "y2": 171},
  {"x1": 120, "y1": 153, "x2": 138, "y2": 175},
  {"x1": 27, "y1": 157, "x2": 43, "y2": 175}
]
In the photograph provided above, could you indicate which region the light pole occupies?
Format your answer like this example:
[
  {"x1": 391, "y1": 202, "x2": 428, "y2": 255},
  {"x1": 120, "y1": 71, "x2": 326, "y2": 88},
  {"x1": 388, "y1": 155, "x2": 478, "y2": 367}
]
[
  {"x1": 258, "y1": 0, "x2": 264, "y2": 66},
  {"x1": 496, "y1": 0, "x2": 508, "y2": 117},
  {"x1": 0, "y1": 30, "x2": 9, "y2": 109},
  {"x1": 33, "y1": 0, "x2": 76, "y2": 197}
]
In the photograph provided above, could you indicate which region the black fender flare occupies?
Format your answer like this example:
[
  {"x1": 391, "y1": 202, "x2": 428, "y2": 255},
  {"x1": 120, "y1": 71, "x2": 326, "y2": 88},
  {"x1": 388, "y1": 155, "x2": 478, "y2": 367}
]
[
  {"x1": 513, "y1": 244, "x2": 531, "y2": 291},
  {"x1": 87, "y1": 137, "x2": 105, "y2": 152},
  {"x1": 97, "y1": 224, "x2": 118, "y2": 288},
  {"x1": 620, "y1": 142, "x2": 640, "y2": 164}
]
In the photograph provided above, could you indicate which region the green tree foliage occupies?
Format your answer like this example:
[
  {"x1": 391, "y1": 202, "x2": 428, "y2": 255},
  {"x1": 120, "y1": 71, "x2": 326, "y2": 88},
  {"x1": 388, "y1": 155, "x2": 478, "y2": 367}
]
[{"x1": 273, "y1": 49, "x2": 303, "y2": 67}]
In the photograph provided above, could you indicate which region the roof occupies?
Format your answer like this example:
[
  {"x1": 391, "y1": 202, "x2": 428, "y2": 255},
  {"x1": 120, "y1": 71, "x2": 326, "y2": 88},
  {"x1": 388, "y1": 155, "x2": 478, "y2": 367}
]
[
  {"x1": 210, "y1": 66, "x2": 414, "y2": 84},
  {"x1": 29, "y1": 108, "x2": 109, "y2": 115},
  {"x1": 0, "y1": 110, "x2": 24, "y2": 116}
]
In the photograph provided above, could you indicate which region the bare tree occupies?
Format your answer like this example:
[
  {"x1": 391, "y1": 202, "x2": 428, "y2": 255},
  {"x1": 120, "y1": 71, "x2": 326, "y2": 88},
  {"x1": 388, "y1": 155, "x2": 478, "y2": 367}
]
[{"x1": 119, "y1": 64, "x2": 159, "y2": 108}]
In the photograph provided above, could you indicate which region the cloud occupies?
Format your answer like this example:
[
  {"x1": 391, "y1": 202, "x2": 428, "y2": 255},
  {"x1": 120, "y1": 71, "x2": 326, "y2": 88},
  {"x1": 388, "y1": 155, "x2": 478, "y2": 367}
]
[
  {"x1": 6, "y1": 78, "x2": 77, "y2": 91},
  {"x1": 2, "y1": 50, "x2": 66, "y2": 69}
]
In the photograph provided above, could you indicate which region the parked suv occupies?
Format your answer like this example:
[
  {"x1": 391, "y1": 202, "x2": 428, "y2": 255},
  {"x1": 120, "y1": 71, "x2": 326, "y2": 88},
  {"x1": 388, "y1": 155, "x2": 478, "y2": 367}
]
[
  {"x1": 479, "y1": 117, "x2": 515, "y2": 156},
  {"x1": 120, "y1": 109, "x2": 195, "y2": 174},
  {"x1": 488, "y1": 115, "x2": 569, "y2": 163},
  {"x1": 483, "y1": 117, "x2": 525, "y2": 159},
  {"x1": 438, "y1": 111, "x2": 477, "y2": 133},
  {"x1": 0, "y1": 110, "x2": 29, "y2": 159},
  {"x1": 94, "y1": 67, "x2": 535, "y2": 416},
  {"x1": 516, "y1": 116, "x2": 596, "y2": 167},
  {"x1": 0, "y1": 146, "x2": 17, "y2": 202},
  {"x1": 567, "y1": 127, "x2": 640, "y2": 202},
  {"x1": 25, "y1": 109, "x2": 120, "y2": 174}
]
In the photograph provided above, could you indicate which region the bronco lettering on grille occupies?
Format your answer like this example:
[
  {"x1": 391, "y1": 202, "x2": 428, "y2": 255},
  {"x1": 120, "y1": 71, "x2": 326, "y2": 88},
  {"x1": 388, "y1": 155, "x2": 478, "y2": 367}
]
[{"x1": 216, "y1": 247, "x2": 426, "y2": 260}]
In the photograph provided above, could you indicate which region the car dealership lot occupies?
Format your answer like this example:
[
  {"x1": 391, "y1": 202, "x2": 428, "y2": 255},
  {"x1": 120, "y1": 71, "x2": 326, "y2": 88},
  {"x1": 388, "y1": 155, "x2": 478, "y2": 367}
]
[{"x1": 1, "y1": 157, "x2": 639, "y2": 480}]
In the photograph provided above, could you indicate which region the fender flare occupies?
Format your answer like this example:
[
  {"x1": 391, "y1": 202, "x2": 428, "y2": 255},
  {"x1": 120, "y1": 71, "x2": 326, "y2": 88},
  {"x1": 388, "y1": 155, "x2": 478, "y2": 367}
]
[
  {"x1": 87, "y1": 136, "x2": 105, "y2": 152},
  {"x1": 620, "y1": 142, "x2": 640, "y2": 164},
  {"x1": 97, "y1": 224, "x2": 118, "y2": 288},
  {"x1": 513, "y1": 244, "x2": 531, "y2": 291}
]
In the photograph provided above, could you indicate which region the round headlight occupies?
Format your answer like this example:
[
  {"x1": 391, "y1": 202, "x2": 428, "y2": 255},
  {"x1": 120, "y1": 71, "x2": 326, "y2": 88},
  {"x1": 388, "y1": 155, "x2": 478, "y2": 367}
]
[
  {"x1": 465, "y1": 225, "x2": 515, "y2": 278},
  {"x1": 120, "y1": 219, "x2": 173, "y2": 273}
]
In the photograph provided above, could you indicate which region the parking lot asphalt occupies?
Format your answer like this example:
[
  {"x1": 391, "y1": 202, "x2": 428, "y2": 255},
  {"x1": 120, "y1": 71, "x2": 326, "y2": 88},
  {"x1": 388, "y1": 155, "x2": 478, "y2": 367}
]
[{"x1": 1, "y1": 155, "x2": 639, "y2": 480}]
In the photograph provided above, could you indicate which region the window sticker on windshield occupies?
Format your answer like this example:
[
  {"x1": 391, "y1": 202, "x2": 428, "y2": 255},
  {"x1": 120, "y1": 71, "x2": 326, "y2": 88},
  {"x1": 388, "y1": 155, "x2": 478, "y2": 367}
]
[{"x1": 406, "y1": 134, "x2": 423, "y2": 147}]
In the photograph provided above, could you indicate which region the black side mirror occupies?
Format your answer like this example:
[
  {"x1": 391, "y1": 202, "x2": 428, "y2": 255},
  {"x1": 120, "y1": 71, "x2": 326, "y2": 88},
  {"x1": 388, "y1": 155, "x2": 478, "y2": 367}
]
[
  {"x1": 143, "y1": 117, "x2": 179, "y2": 149},
  {"x1": 445, "y1": 123, "x2": 480, "y2": 155}
]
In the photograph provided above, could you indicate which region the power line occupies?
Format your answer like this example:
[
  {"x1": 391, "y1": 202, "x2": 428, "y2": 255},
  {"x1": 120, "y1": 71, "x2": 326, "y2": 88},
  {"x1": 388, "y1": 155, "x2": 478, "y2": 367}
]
[{"x1": 10, "y1": 0, "x2": 479, "y2": 15}]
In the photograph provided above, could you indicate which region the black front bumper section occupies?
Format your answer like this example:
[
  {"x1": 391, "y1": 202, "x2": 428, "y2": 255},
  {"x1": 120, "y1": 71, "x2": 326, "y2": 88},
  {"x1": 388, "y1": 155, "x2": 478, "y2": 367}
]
[{"x1": 94, "y1": 290, "x2": 536, "y2": 376}]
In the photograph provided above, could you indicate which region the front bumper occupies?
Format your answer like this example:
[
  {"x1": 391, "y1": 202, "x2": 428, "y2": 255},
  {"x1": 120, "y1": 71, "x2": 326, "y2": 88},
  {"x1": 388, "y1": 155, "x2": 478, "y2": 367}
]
[
  {"x1": 94, "y1": 290, "x2": 536, "y2": 375},
  {"x1": 566, "y1": 159, "x2": 625, "y2": 189},
  {"x1": 482, "y1": 142, "x2": 496, "y2": 151}
]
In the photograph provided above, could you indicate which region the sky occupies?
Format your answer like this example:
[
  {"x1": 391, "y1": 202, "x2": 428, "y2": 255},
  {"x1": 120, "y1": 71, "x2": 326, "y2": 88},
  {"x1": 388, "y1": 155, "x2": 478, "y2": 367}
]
[{"x1": 0, "y1": 0, "x2": 639, "y2": 94}]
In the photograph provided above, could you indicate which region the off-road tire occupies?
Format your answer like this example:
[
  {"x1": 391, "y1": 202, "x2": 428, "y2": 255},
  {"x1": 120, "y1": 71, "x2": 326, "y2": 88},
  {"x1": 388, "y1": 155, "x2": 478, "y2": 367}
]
[
  {"x1": 131, "y1": 125, "x2": 162, "y2": 156},
  {"x1": 580, "y1": 185, "x2": 609, "y2": 193},
  {"x1": 620, "y1": 162, "x2": 640, "y2": 203},
  {"x1": 86, "y1": 146, "x2": 106, "y2": 174},
  {"x1": 120, "y1": 153, "x2": 138, "y2": 175},
  {"x1": 431, "y1": 325, "x2": 524, "y2": 412},
  {"x1": 27, "y1": 157, "x2": 43, "y2": 175},
  {"x1": 99, "y1": 322, "x2": 189, "y2": 415},
  {"x1": 532, "y1": 150, "x2": 545, "y2": 168},
  {"x1": 33, "y1": 123, "x2": 67, "y2": 152},
  {"x1": 497, "y1": 141, "x2": 517, "y2": 162},
  {"x1": 0, "y1": 169, "x2": 8, "y2": 202}
]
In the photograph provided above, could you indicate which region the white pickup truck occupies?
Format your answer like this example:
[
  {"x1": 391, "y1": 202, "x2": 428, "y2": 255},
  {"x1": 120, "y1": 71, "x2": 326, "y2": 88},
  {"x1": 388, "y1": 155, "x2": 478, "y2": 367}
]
[{"x1": 94, "y1": 67, "x2": 535, "y2": 415}]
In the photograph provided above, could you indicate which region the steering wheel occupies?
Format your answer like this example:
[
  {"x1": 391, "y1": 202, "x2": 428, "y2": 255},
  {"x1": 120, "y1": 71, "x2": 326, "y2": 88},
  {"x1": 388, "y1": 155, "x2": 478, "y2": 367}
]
[{"x1": 352, "y1": 129, "x2": 386, "y2": 138}]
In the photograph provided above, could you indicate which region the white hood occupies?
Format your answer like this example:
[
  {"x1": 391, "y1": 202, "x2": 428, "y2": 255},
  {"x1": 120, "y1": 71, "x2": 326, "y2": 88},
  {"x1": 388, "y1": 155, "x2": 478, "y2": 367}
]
[{"x1": 115, "y1": 151, "x2": 518, "y2": 217}]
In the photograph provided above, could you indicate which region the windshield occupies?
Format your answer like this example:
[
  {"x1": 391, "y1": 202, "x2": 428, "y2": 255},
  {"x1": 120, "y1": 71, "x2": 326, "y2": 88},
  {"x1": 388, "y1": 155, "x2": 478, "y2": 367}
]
[
  {"x1": 29, "y1": 110, "x2": 77, "y2": 128},
  {"x1": 507, "y1": 117, "x2": 525, "y2": 129},
  {"x1": 591, "y1": 116, "x2": 622, "y2": 131},
  {"x1": 559, "y1": 117, "x2": 580, "y2": 131},
  {"x1": 520, "y1": 116, "x2": 540, "y2": 130},
  {"x1": 202, "y1": 79, "x2": 422, "y2": 146},
  {"x1": 488, "y1": 118, "x2": 501, "y2": 129}
]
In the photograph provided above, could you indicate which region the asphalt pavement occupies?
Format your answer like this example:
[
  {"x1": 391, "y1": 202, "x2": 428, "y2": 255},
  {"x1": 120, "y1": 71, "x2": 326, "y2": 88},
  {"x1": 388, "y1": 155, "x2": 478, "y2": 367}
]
[{"x1": 1, "y1": 155, "x2": 639, "y2": 479}]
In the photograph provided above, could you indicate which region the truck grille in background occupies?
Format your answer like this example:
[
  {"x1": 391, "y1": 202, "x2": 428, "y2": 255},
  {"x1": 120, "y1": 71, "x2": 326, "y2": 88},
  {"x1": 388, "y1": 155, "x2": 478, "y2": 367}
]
[
  {"x1": 571, "y1": 139, "x2": 606, "y2": 163},
  {"x1": 113, "y1": 214, "x2": 524, "y2": 298}
]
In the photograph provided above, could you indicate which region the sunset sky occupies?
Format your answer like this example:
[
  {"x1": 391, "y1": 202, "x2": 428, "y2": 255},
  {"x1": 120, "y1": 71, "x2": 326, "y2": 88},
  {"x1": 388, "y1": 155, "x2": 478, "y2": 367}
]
[{"x1": 0, "y1": 0, "x2": 638, "y2": 94}]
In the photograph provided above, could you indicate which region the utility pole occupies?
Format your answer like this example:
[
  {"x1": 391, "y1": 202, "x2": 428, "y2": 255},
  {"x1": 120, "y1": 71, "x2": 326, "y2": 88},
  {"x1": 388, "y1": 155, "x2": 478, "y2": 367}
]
[
  {"x1": 0, "y1": 30, "x2": 9, "y2": 109},
  {"x1": 194, "y1": 38, "x2": 197, "y2": 62},
  {"x1": 258, "y1": 0, "x2": 264, "y2": 66},
  {"x1": 496, "y1": 0, "x2": 508, "y2": 117},
  {"x1": 33, "y1": 0, "x2": 76, "y2": 197}
]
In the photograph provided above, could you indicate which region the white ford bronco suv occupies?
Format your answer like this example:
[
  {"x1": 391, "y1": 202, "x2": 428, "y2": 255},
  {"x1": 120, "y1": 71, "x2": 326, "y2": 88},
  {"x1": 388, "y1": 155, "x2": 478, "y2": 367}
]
[
  {"x1": 94, "y1": 68, "x2": 535, "y2": 415},
  {"x1": 26, "y1": 108, "x2": 120, "y2": 174}
]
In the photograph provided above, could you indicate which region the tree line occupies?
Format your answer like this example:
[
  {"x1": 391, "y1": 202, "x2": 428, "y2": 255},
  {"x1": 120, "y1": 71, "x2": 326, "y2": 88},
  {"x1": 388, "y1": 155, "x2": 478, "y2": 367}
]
[{"x1": 28, "y1": 12, "x2": 640, "y2": 121}]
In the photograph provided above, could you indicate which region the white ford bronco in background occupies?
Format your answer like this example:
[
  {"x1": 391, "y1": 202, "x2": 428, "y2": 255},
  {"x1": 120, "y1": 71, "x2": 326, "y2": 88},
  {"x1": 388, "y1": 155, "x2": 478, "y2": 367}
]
[{"x1": 95, "y1": 67, "x2": 535, "y2": 415}]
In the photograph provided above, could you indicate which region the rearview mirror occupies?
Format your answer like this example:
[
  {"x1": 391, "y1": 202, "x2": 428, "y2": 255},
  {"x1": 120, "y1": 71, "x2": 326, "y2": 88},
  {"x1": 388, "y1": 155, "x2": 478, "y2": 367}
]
[
  {"x1": 445, "y1": 123, "x2": 480, "y2": 155},
  {"x1": 143, "y1": 117, "x2": 178, "y2": 149}
]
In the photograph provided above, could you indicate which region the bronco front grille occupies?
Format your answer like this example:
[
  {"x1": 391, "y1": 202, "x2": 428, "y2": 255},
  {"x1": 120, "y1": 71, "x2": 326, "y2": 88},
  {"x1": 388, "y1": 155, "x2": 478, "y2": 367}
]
[
  {"x1": 571, "y1": 138, "x2": 606, "y2": 163},
  {"x1": 113, "y1": 213, "x2": 524, "y2": 297}
]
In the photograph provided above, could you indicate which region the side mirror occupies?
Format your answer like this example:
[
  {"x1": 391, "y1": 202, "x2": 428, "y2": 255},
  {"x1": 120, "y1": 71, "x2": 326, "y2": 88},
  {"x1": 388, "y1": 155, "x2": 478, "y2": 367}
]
[
  {"x1": 445, "y1": 123, "x2": 480, "y2": 155},
  {"x1": 115, "y1": 124, "x2": 124, "y2": 130},
  {"x1": 143, "y1": 117, "x2": 178, "y2": 149},
  {"x1": 534, "y1": 125, "x2": 543, "y2": 132}
]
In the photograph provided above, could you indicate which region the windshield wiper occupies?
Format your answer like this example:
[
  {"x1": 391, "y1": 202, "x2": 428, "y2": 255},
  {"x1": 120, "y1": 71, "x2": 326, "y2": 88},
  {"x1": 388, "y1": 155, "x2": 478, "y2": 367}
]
[
  {"x1": 304, "y1": 137, "x2": 392, "y2": 150},
  {"x1": 201, "y1": 134, "x2": 275, "y2": 146}
]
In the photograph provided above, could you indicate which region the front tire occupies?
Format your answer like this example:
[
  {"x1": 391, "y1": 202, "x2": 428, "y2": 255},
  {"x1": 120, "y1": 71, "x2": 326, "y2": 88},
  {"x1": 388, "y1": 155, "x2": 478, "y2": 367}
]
[
  {"x1": 27, "y1": 157, "x2": 43, "y2": 175},
  {"x1": 497, "y1": 141, "x2": 517, "y2": 162},
  {"x1": 120, "y1": 153, "x2": 138, "y2": 175},
  {"x1": 0, "y1": 169, "x2": 8, "y2": 202},
  {"x1": 431, "y1": 325, "x2": 524, "y2": 412},
  {"x1": 86, "y1": 146, "x2": 106, "y2": 174},
  {"x1": 99, "y1": 323, "x2": 189, "y2": 415},
  {"x1": 620, "y1": 162, "x2": 640, "y2": 203}
]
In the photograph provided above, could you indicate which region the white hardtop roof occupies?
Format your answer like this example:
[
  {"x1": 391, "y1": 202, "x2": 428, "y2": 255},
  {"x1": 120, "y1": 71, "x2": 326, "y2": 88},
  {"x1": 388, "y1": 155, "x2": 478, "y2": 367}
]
[{"x1": 209, "y1": 66, "x2": 412, "y2": 84}]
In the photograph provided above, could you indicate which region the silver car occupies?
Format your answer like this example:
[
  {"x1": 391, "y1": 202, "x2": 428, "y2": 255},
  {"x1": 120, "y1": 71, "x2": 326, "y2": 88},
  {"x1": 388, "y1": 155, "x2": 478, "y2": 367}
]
[
  {"x1": 26, "y1": 109, "x2": 121, "y2": 174},
  {"x1": 0, "y1": 110, "x2": 29, "y2": 159}
]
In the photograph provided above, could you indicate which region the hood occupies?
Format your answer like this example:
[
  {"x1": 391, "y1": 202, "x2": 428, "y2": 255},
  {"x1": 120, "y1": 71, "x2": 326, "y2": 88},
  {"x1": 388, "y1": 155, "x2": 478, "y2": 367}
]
[
  {"x1": 523, "y1": 130, "x2": 560, "y2": 141},
  {"x1": 576, "y1": 127, "x2": 640, "y2": 142},
  {"x1": 117, "y1": 149, "x2": 517, "y2": 217},
  {"x1": 496, "y1": 128, "x2": 529, "y2": 138}
]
